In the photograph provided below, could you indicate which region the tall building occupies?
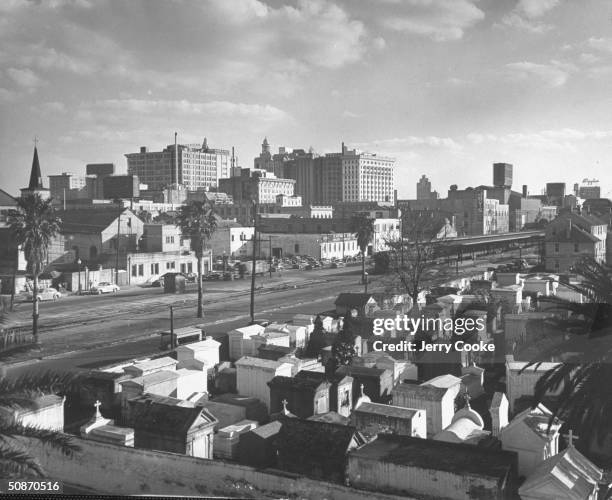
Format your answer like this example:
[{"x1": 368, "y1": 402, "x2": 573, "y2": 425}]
[
  {"x1": 578, "y1": 179, "x2": 601, "y2": 199},
  {"x1": 283, "y1": 149, "x2": 318, "y2": 206},
  {"x1": 48, "y1": 173, "x2": 89, "y2": 202},
  {"x1": 218, "y1": 168, "x2": 295, "y2": 204},
  {"x1": 341, "y1": 144, "x2": 395, "y2": 203},
  {"x1": 416, "y1": 175, "x2": 432, "y2": 200},
  {"x1": 253, "y1": 137, "x2": 273, "y2": 173},
  {"x1": 546, "y1": 183, "x2": 566, "y2": 206},
  {"x1": 493, "y1": 163, "x2": 513, "y2": 188},
  {"x1": 125, "y1": 138, "x2": 229, "y2": 191},
  {"x1": 315, "y1": 153, "x2": 343, "y2": 205}
]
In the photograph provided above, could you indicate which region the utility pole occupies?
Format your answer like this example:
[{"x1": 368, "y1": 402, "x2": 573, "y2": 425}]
[
  {"x1": 250, "y1": 199, "x2": 258, "y2": 324},
  {"x1": 169, "y1": 305, "x2": 174, "y2": 349},
  {"x1": 115, "y1": 214, "x2": 121, "y2": 285}
]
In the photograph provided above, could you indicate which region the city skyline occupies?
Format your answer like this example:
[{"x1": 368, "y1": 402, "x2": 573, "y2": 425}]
[{"x1": 1, "y1": 0, "x2": 612, "y2": 198}]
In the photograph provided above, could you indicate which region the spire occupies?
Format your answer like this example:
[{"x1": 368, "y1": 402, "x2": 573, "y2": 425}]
[
  {"x1": 202, "y1": 137, "x2": 208, "y2": 151},
  {"x1": 262, "y1": 137, "x2": 270, "y2": 154},
  {"x1": 28, "y1": 146, "x2": 43, "y2": 190}
]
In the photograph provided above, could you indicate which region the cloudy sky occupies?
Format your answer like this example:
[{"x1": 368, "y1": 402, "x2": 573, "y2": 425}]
[{"x1": 1, "y1": 0, "x2": 612, "y2": 198}]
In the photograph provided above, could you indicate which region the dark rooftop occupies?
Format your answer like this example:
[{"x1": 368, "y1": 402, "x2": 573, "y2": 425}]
[{"x1": 350, "y1": 434, "x2": 516, "y2": 478}]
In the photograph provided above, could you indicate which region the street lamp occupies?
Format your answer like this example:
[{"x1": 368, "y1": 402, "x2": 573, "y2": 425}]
[
  {"x1": 77, "y1": 258, "x2": 82, "y2": 295},
  {"x1": 364, "y1": 271, "x2": 368, "y2": 294}
]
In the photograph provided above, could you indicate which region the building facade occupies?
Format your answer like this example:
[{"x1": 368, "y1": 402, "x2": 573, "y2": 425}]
[
  {"x1": 342, "y1": 145, "x2": 395, "y2": 203},
  {"x1": 126, "y1": 140, "x2": 229, "y2": 191}
]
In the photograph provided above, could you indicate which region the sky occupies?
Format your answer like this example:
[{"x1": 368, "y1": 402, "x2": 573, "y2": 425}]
[{"x1": 1, "y1": 0, "x2": 612, "y2": 199}]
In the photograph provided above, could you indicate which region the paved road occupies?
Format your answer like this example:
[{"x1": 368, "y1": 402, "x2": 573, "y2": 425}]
[{"x1": 2, "y1": 252, "x2": 531, "y2": 375}]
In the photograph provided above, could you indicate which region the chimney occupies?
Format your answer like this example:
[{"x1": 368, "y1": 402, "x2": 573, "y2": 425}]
[
  {"x1": 522, "y1": 185, "x2": 528, "y2": 198},
  {"x1": 566, "y1": 218, "x2": 572, "y2": 239},
  {"x1": 489, "y1": 392, "x2": 509, "y2": 437}
]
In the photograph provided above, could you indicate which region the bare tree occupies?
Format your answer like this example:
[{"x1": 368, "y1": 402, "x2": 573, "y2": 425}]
[{"x1": 382, "y1": 210, "x2": 450, "y2": 304}]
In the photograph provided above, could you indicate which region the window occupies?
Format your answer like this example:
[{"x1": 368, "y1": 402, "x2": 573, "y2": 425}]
[
  {"x1": 574, "y1": 243, "x2": 580, "y2": 253},
  {"x1": 138, "y1": 264, "x2": 144, "y2": 276},
  {"x1": 554, "y1": 243, "x2": 559, "y2": 253},
  {"x1": 132, "y1": 265, "x2": 137, "y2": 277},
  {"x1": 150, "y1": 263, "x2": 159, "y2": 275},
  {"x1": 294, "y1": 244, "x2": 300, "y2": 254}
]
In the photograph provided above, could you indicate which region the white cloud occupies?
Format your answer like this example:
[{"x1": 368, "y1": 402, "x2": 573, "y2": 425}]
[
  {"x1": 358, "y1": 136, "x2": 462, "y2": 151},
  {"x1": 5, "y1": 67, "x2": 44, "y2": 89},
  {"x1": 86, "y1": 99, "x2": 290, "y2": 123},
  {"x1": 0, "y1": 87, "x2": 19, "y2": 102},
  {"x1": 499, "y1": 0, "x2": 560, "y2": 33},
  {"x1": 505, "y1": 61, "x2": 573, "y2": 87},
  {"x1": 516, "y1": 0, "x2": 560, "y2": 19},
  {"x1": 467, "y1": 128, "x2": 612, "y2": 152},
  {"x1": 587, "y1": 37, "x2": 612, "y2": 53},
  {"x1": 381, "y1": 0, "x2": 484, "y2": 41}
]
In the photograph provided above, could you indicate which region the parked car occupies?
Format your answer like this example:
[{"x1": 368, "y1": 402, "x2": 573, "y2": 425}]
[
  {"x1": 90, "y1": 282, "x2": 120, "y2": 294},
  {"x1": 28, "y1": 287, "x2": 62, "y2": 302},
  {"x1": 331, "y1": 261, "x2": 346, "y2": 269}
]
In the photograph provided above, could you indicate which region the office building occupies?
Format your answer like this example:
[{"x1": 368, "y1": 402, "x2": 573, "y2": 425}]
[
  {"x1": 341, "y1": 144, "x2": 395, "y2": 203},
  {"x1": 578, "y1": 179, "x2": 601, "y2": 200},
  {"x1": 126, "y1": 138, "x2": 229, "y2": 191},
  {"x1": 283, "y1": 149, "x2": 318, "y2": 206},
  {"x1": 493, "y1": 163, "x2": 513, "y2": 188},
  {"x1": 416, "y1": 175, "x2": 434, "y2": 200},
  {"x1": 315, "y1": 153, "x2": 343, "y2": 205},
  {"x1": 545, "y1": 183, "x2": 566, "y2": 206},
  {"x1": 218, "y1": 168, "x2": 295, "y2": 205}
]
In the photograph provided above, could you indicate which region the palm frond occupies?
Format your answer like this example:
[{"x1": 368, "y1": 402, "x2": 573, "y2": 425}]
[
  {"x1": 0, "y1": 371, "x2": 82, "y2": 399},
  {"x1": 0, "y1": 422, "x2": 80, "y2": 457},
  {"x1": 0, "y1": 443, "x2": 44, "y2": 478}
]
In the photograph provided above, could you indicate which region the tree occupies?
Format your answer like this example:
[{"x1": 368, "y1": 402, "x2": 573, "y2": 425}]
[
  {"x1": 8, "y1": 194, "x2": 62, "y2": 344},
  {"x1": 524, "y1": 257, "x2": 612, "y2": 446},
  {"x1": 304, "y1": 315, "x2": 326, "y2": 359},
  {"x1": 331, "y1": 313, "x2": 358, "y2": 370},
  {"x1": 176, "y1": 201, "x2": 217, "y2": 318},
  {"x1": 384, "y1": 209, "x2": 441, "y2": 304},
  {"x1": 353, "y1": 215, "x2": 375, "y2": 285},
  {"x1": 0, "y1": 371, "x2": 81, "y2": 478}
]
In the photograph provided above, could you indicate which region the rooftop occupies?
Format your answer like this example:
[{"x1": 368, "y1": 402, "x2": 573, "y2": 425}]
[
  {"x1": 335, "y1": 293, "x2": 375, "y2": 307},
  {"x1": 350, "y1": 434, "x2": 516, "y2": 478},
  {"x1": 355, "y1": 402, "x2": 419, "y2": 419},
  {"x1": 235, "y1": 356, "x2": 290, "y2": 370}
]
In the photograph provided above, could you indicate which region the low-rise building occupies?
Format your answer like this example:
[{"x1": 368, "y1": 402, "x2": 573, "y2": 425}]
[
  {"x1": 351, "y1": 402, "x2": 426, "y2": 439},
  {"x1": 235, "y1": 357, "x2": 293, "y2": 412}
]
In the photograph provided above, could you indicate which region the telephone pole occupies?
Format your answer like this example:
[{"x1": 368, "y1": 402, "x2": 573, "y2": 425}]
[{"x1": 250, "y1": 199, "x2": 258, "y2": 324}]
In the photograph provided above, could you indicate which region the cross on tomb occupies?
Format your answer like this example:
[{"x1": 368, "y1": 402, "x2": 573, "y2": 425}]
[
  {"x1": 94, "y1": 400, "x2": 102, "y2": 418},
  {"x1": 463, "y1": 390, "x2": 471, "y2": 409},
  {"x1": 562, "y1": 429, "x2": 579, "y2": 448},
  {"x1": 281, "y1": 399, "x2": 289, "y2": 415}
]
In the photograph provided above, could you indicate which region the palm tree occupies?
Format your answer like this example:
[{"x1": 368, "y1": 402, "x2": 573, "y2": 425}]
[
  {"x1": 8, "y1": 194, "x2": 62, "y2": 344},
  {"x1": 176, "y1": 201, "x2": 217, "y2": 318},
  {"x1": 353, "y1": 215, "x2": 374, "y2": 286},
  {"x1": 0, "y1": 371, "x2": 81, "y2": 478},
  {"x1": 524, "y1": 257, "x2": 612, "y2": 446}
]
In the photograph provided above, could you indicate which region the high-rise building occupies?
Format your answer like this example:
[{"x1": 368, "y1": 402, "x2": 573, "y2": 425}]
[
  {"x1": 578, "y1": 179, "x2": 601, "y2": 199},
  {"x1": 417, "y1": 175, "x2": 432, "y2": 200},
  {"x1": 218, "y1": 168, "x2": 295, "y2": 204},
  {"x1": 493, "y1": 163, "x2": 513, "y2": 188},
  {"x1": 546, "y1": 183, "x2": 566, "y2": 206},
  {"x1": 341, "y1": 143, "x2": 395, "y2": 203},
  {"x1": 315, "y1": 153, "x2": 343, "y2": 205},
  {"x1": 283, "y1": 149, "x2": 318, "y2": 206},
  {"x1": 253, "y1": 137, "x2": 273, "y2": 173},
  {"x1": 125, "y1": 138, "x2": 229, "y2": 191}
]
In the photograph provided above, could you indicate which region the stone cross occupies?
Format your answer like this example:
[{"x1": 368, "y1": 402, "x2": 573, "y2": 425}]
[
  {"x1": 281, "y1": 399, "x2": 289, "y2": 414},
  {"x1": 360, "y1": 384, "x2": 365, "y2": 397},
  {"x1": 94, "y1": 400, "x2": 102, "y2": 418},
  {"x1": 563, "y1": 429, "x2": 578, "y2": 448},
  {"x1": 463, "y1": 390, "x2": 471, "y2": 409}
]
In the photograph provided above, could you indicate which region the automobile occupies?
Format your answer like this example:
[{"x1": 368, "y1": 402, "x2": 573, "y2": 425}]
[
  {"x1": 248, "y1": 319, "x2": 271, "y2": 327},
  {"x1": 28, "y1": 287, "x2": 62, "y2": 302},
  {"x1": 205, "y1": 272, "x2": 222, "y2": 281},
  {"x1": 304, "y1": 264, "x2": 313, "y2": 270},
  {"x1": 90, "y1": 282, "x2": 120, "y2": 294},
  {"x1": 331, "y1": 261, "x2": 346, "y2": 269}
]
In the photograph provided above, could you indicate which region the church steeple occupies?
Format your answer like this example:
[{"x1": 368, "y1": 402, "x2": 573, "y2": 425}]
[
  {"x1": 21, "y1": 144, "x2": 50, "y2": 199},
  {"x1": 262, "y1": 137, "x2": 270, "y2": 154},
  {"x1": 28, "y1": 146, "x2": 43, "y2": 190}
]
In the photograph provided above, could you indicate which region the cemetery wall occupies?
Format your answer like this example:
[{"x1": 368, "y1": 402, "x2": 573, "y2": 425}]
[{"x1": 24, "y1": 436, "x2": 411, "y2": 500}]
